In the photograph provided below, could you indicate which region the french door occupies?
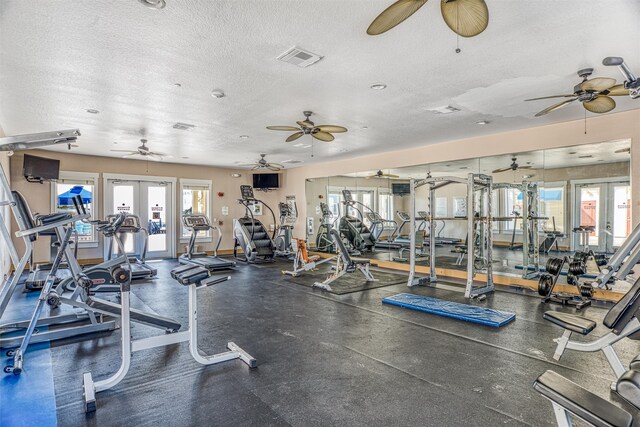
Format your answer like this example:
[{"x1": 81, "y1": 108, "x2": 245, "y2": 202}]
[
  {"x1": 104, "y1": 176, "x2": 174, "y2": 259},
  {"x1": 573, "y1": 180, "x2": 630, "y2": 253}
]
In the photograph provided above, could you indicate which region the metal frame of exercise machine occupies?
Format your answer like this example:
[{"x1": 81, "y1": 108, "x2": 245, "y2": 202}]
[
  {"x1": 282, "y1": 238, "x2": 336, "y2": 277},
  {"x1": 315, "y1": 201, "x2": 336, "y2": 253},
  {"x1": 180, "y1": 213, "x2": 236, "y2": 271},
  {"x1": 233, "y1": 185, "x2": 276, "y2": 263},
  {"x1": 338, "y1": 189, "x2": 375, "y2": 253},
  {"x1": 313, "y1": 229, "x2": 376, "y2": 292},
  {"x1": 83, "y1": 263, "x2": 256, "y2": 412},
  {"x1": 407, "y1": 174, "x2": 494, "y2": 299},
  {"x1": 274, "y1": 195, "x2": 297, "y2": 257}
]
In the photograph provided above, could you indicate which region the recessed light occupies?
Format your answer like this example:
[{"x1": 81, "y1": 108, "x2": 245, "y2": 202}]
[
  {"x1": 568, "y1": 151, "x2": 577, "y2": 155},
  {"x1": 293, "y1": 143, "x2": 304, "y2": 147},
  {"x1": 362, "y1": 126, "x2": 369, "y2": 130},
  {"x1": 173, "y1": 122, "x2": 195, "y2": 130},
  {"x1": 475, "y1": 120, "x2": 489, "y2": 125},
  {"x1": 86, "y1": 109, "x2": 99, "y2": 114},
  {"x1": 339, "y1": 149, "x2": 349, "y2": 153},
  {"x1": 239, "y1": 135, "x2": 249, "y2": 139},
  {"x1": 427, "y1": 105, "x2": 461, "y2": 114},
  {"x1": 174, "y1": 83, "x2": 182, "y2": 87},
  {"x1": 181, "y1": 156, "x2": 189, "y2": 159},
  {"x1": 211, "y1": 89, "x2": 225, "y2": 98},
  {"x1": 138, "y1": 0, "x2": 166, "y2": 9},
  {"x1": 113, "y1": 142, "x2": 118, "y2": 145},
  {"x1": 370, "y1": 83, "x2": 387, "y2": 90},
  {"x1": 460, "y1": 166, "x2": 469, "y2": 170},
  {"x1": 231, "y1": 173, "x2": 242, "y2": 178}
]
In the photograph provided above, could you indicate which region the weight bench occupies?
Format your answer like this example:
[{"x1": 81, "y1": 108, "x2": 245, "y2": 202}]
[
  {"x1": 545, "y1": 276, "x2": 640, "y2": 390},
  {"x1": 313, "y1": 229, "x2": 377, "y2": 292},
  {"x1": 533, "y1": 370, "x2": 633, "y2": 427}
]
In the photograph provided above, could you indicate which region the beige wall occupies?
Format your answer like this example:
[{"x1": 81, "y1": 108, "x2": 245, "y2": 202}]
[
  {"x1": 283, "y1": 109, "x2": 640, "y2": 240},
  {"x1": 9, "y1": 150, "x2": 286, "y2": 263}
]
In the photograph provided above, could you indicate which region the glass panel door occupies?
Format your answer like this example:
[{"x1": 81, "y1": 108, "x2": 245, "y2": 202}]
[
  {"x1": 110, "y1": 182, "x2": 138, "y2": 254},
  {"x1": 575, "y1": 185, "x2": 602, "y2": 251},
  {"x1": 609, "y1": 183, "x2": 631, "y2": 251},
  {"x1": 141, "y1": 182, "x2": 171, "y2": 258}
]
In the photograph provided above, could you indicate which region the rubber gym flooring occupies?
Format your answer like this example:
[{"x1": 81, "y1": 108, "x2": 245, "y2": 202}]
[{"x1": 3, "y1": 258, "x2": 640, "y2": 426}]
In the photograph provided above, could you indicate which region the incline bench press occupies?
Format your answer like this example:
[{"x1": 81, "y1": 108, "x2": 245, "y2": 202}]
[
  {"x1": 545, "y1": 276, "x2": 640, "y2": 390},
  {"x1": 313, "y1": 229, "x2": 377, "y2": 292}
]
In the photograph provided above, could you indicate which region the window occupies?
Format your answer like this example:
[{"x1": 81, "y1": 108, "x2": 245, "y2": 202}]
[
  {"x1": 540, "y1": 184, "x2": 565, "y2": 233},
  {"x1": 503, "y1": 188, "x2": 523, "y2": 231},
  {"x1": 180, "y1": 179, "x2": 211, "y2": 239},
  {"x1": 51, "y1": 172, "x2": 99, "y2": 246}
]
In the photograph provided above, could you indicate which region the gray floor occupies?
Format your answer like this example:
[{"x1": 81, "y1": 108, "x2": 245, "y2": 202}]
[{"x1": 47, "y1": 258, "x2": 640, "y2": 426}]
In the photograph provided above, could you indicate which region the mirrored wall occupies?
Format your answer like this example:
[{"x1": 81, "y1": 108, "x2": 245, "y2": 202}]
[{"x1": 305, "y1": 139, "x2": 631, "y2": 292}]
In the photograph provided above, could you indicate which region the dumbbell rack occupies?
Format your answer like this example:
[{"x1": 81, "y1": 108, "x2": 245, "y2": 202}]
[{"x1": 538, "y1": 256, "x2": 591, "y2": 310}]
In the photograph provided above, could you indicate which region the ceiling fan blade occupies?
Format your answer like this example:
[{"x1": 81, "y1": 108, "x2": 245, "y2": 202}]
[
  {"x1": 122, "y1": 153, "x2": 141, "y2": 159},
  {"x1": 286, "y1": 131, "x2": 304, "y2": 142},
  {"x1": 518, "y1": 166, "x2": 533, "y2": 170},
  {"x1": 367, "y1": 0, "x2": 428, "y2": 36},
  {"x1": 237, "y1": 163, "x2": 258, "y2": 167},
  {"x1": 268, "y1": 163, "x2": 284, "y2": 169},
  {"x1": 251, "y1": 165, "x2": 261, "y2": 170},
  {"x1": 316, "y1": 125, "x2": 348, "y2": 133},
  {"x1": 149, "y1": 151, "x2": 170, "y2": 157},
  {"x1": 385, "y1": 173, "x2": 400, "y2": 178},
  {"x1": 615, "y1": 148, "x2": 630, "y2": 154},
  {"x1": 111, "y1": 149, "x2": 139, "y2": 153},
  {"x1": 441, "y1": 0, "x2": 489, "y2": 38},
  {"x1": 311, "y1": 131, "x2": 335, "y2": 142},
  {"x1": 492, "y1": 167, "x2": 511, "y2": 173},
  {"x1": 145, "y1": 153, "x2": 163, "y2": 162},
  {"x1": 583, "y1": 96, "x2": 615, "y2": 114},
  {"x1": 267, "y1": 165, "x2": 281, "y2": 172},
  {"x1": 534, "y1": 98, "x2": 577, "y2": 117},
  {"x1": 297, "y1": 121, "x2": 313, "y2": 129},
  {"x1": 580, "y1": 77, "x2": 616, "y2": 92},
  {"x1": 524, "y1": 94, "x2": 576, "y2": 101},
  {"x1": 267, "y1": 126, "x2": 301, "y2": 131},
  {"x1": 604, "y1": 84, "x2": 630, "y2": 97}
]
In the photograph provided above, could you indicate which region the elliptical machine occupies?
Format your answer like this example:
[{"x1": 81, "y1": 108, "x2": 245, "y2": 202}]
[
  {"x1": 315, "y1": 202, "x2": 336, "y2": 253},
  {"x1": 106, "y1": 214, "x2": 157, "y2": 280},
  {"x1": 338, "y1": 190, "x2": 375, "y2": 253},
  {"x1": 233, "y1": 185, "x2": 276, "y2": 263},
  {"x1": 274, "y1": 196, "x2": 297, "y2": 257}
]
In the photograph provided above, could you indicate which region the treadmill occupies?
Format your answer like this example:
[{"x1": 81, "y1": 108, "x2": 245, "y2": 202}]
[
  {"x1": 106, "y1": 214, "x2": 157, "y2": 280},
  {"x1": 393, "y1": 211, "x2": 413, "y2": 247},
  {"x1": 180, "y1": 214, "x2": 236, "y2": 270}
]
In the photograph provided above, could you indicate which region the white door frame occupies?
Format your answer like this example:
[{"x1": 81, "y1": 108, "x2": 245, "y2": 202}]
[
  {"x1": 570, "y1": 176, "x2": 629, "y2": 252},
  {"x1": 103, "y1": 173, "x2": 177, "y2": 258}
]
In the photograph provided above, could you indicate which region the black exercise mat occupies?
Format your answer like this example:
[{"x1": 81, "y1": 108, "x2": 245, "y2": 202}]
[{"x1": 285, "y1": 269, "x2": 407, "y2": 295}]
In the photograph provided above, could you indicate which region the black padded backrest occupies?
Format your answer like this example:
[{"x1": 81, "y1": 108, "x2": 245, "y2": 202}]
[
  {"x1": 329, "y1": 229, "x2": 352, "y2": 265},
  {"x1": 11, "y1": 191, "x2": 36, "y2": 241},
  {"x1": 604, "y1": 276, "x2": 640, "y2": 333}
]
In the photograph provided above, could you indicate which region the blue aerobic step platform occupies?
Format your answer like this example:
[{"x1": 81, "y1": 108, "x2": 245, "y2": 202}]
[{"x1": 382, "y1": 293, "x2": 516, "y2": 328}]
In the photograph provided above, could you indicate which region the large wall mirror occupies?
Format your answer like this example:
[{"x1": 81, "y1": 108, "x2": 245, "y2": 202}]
[{"x1": 305, "y1": 139, "x2": 631, "y2": 293}]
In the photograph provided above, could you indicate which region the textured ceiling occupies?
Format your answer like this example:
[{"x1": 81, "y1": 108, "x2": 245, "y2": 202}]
[{"x1": 0, "y1": 0, "x2": 639, "y2": 169}]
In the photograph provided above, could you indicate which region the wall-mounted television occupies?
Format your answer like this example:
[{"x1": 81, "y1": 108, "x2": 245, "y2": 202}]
[
  {"x1": 23, "y1": 154, "x2": 60, "y2": 183},
  {"x1": 253, "y1": 173, "x2": 279, "y2": 189},
  {"x1": 392, "y1": 183, "x2": 410, "y2": 195}
]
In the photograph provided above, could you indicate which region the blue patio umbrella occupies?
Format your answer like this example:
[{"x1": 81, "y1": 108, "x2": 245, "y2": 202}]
[
  {"x1": 517, "y1": 189, "x2": 562, "y2": 201},
  {"x1": 58, "y1": 185, "x2": 92, "y2": 205}
]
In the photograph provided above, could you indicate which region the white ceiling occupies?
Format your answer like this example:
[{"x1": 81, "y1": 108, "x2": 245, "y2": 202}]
[{"x1": 1, "y1": 1, "x2": 639, "y2": 169}]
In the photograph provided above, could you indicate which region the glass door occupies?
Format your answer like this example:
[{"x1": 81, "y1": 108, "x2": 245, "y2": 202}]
[
  {"x1": 105, "y1": 178, "x2": 173, "y2": 259},
  {"x1": 574, "y1": 181, "x2": 630, "y2": 253}
]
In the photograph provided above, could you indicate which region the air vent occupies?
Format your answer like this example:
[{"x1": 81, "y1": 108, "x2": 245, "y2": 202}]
[
  {"x1": 427, "y1": 105, "x2": 461, "y2": 114},
  {"x1": 173, "y1": 122, "x2": 196, "y2": 131},
  {"x1": 277, "y1": 46, "x2": 323, "y2": 68}
]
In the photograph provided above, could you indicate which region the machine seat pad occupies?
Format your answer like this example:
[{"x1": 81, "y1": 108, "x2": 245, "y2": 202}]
[
  {"x1": 603, "y1": 277, "x2": 640, "y2": 331},
  {"x1": 308, "y1": 255, "x2": 320, "y2": 262},
  {"x1": 200, "y1": 275, "x2": 230, "y2": 287},
  {"x1": 35, "y1": 212, "x2": 72, "y2": 225},
  {"x1": 171, "y1": 265, "x2": 209, "y2": 285},
  {"x1": 617, "y1": 370, "x2": 640, "y2": 410},
  {"x1": 543, "y1": 311, "x2": 596, "y2": 335},
  {"x1": 351, "y1": 258, "x2": 370, "y2": 266},
  {"x1": 629, "y1": 355, "x2": 640, "y2": 371},
  {"x1": 534, "y1": 370, "x2": 632, "y2": 427}
]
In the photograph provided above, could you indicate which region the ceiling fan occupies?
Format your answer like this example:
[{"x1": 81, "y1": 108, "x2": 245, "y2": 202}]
[
  {"x1": 367, "y1": 0, "x2": 488, "y2": 37},
  {"x1": 492, "y1": 157, "x2": 533, "y2": 174},
  {"x1": 366, "y1": 170, "x2": 400, "y2": 179},
  {"x1": 615, "y1": 147, "x2": 630, "y2": 154},
  {"x1": 266, "y1": 111, "x2": 347, "y2": 143},
  {"x1": 237, "y1": 154, "x2": 284, "y2": 171},
  {"x1": 110, "y1": 138, "x2": 169, "y2": 161},
  {"x1": 525, "y1": 68, "x2": 629, "y2": 117}
]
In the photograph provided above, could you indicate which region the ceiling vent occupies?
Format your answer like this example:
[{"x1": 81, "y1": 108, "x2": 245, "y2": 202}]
[
  {"x1": 277, "y1": 46, "x2": 323, "y2": 68},
  {"x1": 173, "y1": 122, "x2": 195, "y2": 131},
  {"x1": 427, "y1": 105, "x2": 461, "y2": 114}
]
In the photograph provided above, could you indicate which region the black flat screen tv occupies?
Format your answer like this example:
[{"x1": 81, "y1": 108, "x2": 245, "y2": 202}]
[
  {"x1": 392, "y1": 183, "x2": 410, "y2": 195},
  {"x1": 253, "y1": 173, "x2": 279, "y2": 189},
  {"x1": 23, "y1": 154, "x2": 60, "y2": 182}
]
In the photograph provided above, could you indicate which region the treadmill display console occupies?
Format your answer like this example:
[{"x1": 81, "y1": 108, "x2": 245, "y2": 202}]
[
  {"x1": 320, "y1": 202, "x2": 331, "y2": 217},
  {"x1": 106, "y1": 214, "x2": 141, "y2": 232},
  {"x1": 183, "y1": 215, "x2": 210, "y2": 229},
  {"x1": 397, "y1": 211, "x2": 411, "y2": 221},
  {"x1": 240, "y1": 185, "x2": 255, "y2": 201},
  {"x1": 342, "y1": 189, "x2": 353, "y2": 203}
]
